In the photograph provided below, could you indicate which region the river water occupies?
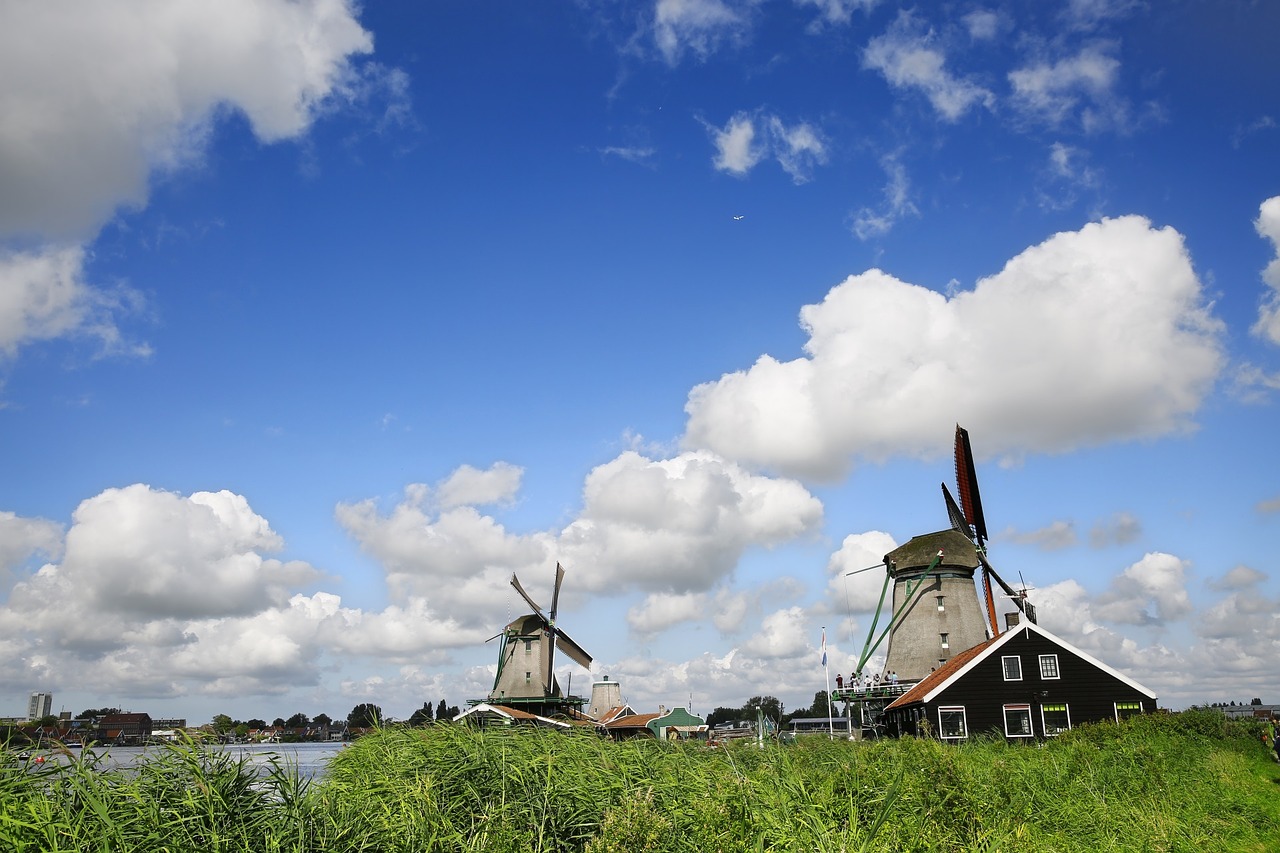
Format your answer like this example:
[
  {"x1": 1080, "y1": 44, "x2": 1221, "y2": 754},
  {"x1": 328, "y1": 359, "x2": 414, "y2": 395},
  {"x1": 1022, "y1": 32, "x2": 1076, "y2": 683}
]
[{"x1": 34, "y1": 741, "x2": 347, "y2": 781}]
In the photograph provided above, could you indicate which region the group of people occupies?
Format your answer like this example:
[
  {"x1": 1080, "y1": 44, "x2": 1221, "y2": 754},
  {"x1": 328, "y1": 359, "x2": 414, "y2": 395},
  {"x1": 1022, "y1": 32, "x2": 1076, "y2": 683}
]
[{"x1": 834, "y1": 670, "x2": 901, "y2": 692}]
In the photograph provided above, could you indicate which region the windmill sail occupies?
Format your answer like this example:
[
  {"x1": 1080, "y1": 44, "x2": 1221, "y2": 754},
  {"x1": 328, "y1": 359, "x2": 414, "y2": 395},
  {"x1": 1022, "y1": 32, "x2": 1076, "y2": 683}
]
[
  {"x1": 942, "y1": 483, "x2": 970, "y2": 535},
  {"x1": 502, "y1": 565, "x2": 594, "y2": 698},
  {"x1": 954, "y1": 425, "x2": 988, "y2": 544}
]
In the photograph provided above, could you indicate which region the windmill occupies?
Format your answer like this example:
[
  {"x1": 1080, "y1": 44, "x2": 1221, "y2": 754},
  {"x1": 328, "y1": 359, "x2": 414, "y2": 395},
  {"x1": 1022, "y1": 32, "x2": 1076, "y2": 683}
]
[
  {"x1": 845, "y1": 425, "x2": 1038, "y2": 689},
  {"x1": 941, "y1": 425, "x2": 1037, "y2": 632},
  {"x1": 487, "y1": 563, "x2": 594, "y2": 716}
]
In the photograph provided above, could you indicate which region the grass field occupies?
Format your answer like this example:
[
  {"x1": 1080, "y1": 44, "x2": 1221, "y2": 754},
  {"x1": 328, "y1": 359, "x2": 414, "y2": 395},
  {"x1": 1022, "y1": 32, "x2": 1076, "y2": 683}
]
[{"x1": 2, "y1": 709, "x2": 1277, "y2": 852}]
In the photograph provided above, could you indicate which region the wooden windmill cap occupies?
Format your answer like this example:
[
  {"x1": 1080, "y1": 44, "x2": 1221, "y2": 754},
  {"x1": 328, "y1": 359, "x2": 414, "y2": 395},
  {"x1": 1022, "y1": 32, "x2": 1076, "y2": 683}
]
[{"x1": 883, "y1": 529, "x2": 980, "y2": 577}]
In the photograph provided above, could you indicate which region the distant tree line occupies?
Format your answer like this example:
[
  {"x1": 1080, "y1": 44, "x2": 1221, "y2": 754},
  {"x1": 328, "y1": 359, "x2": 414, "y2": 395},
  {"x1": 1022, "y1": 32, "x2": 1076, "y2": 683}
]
[
  {"x1": 705, "y1": 692, "x2": 844, "y2": 729},
  {"x1": 200, "y1": 699, "x2": 463, "y2": 737}
]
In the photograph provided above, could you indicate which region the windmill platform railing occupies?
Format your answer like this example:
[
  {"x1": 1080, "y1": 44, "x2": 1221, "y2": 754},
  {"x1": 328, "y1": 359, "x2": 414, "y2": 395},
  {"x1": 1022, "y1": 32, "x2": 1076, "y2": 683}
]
[{"x1": 830, "y1": 681, "x2": 916, "y2": 703}]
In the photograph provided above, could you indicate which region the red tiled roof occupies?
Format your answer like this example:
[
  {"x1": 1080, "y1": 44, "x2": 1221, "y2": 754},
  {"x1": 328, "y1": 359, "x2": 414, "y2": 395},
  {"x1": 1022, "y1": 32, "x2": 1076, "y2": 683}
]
[
  {"x1": 885, "y1": 634, "x2": 1000, "y2": 710},
  {"x1": 603, "y1": 713, "x2": 660, "y2": 729}
]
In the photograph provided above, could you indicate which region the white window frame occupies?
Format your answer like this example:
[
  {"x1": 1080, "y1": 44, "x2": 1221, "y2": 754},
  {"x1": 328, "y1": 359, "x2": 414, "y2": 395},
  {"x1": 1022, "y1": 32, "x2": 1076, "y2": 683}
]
[
  {"x1": 1114, "y1": 700, "x2": 1143, "y2": 721},
  {"x1": 1038, "y1": 654, "x2": 1060, "y2": 680},
  {"x1": 1002, "y1": 655, "x2": 1022, "y2": 681},
  {"x1": 937, "y1": 596, "x2": 945, "y2": 612},
  {"x1": 1003, "y1": 701, "x2": 1034, "y2": 732},
  {"x1": 940, "y1": 632, "x2": 949, "y2": 649},
  {"x1": 1041, "y1": 703, "x2": 1071, "y2": 736},
  {"x1": 938, "y1": 706, "x2": 968, "y2": 740}
]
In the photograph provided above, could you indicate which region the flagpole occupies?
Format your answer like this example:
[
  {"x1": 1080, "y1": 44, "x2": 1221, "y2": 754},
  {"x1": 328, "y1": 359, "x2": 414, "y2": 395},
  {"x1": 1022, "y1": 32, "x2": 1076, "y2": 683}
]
[{"x1": 822, "y1": 626, "x2": 834, "y2": 739}]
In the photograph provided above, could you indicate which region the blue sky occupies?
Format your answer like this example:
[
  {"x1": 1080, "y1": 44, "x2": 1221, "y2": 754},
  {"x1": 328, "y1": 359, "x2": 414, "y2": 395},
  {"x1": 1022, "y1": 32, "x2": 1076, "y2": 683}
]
[{"x1": 1, "y1": 0, "x2": 1278, "y2": 725}]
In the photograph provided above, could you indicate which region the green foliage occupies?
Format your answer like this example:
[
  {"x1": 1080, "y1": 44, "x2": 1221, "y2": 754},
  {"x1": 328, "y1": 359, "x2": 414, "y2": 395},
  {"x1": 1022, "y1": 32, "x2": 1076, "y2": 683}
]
[
  {"x1": 408, "y1": 702, "x2": 436, "y2": 726},
  {"x1": 0, "y1": 712, "x2": 1276, "y2": 852},
  {"x1": 348, "y1": 703, "x2": 383, "y2": 729}
]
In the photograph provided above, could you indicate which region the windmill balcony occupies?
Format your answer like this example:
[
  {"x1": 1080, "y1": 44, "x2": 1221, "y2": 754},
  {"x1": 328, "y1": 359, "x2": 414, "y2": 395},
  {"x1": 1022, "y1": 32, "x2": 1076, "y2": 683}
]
[{"x1": 831, "y1": 681, "x2": 917, "y2": 702}]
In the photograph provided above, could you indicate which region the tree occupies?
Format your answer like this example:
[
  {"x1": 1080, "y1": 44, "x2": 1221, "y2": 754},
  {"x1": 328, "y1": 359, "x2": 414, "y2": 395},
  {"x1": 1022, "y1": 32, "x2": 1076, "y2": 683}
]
[
  {"x1": 212, "y1": 714, "x2": 235, "y2": 734},
  {"x1": 246, "y1": 719, "x2": 267, "y2": 729},
  {"x1": 408, "y1": 702, "x2": 435, "y2": 726},
  {"x1": 782, "y1": 691, "x2": 833, "y2": 723},
  {"x1": 348, "y1": 703, "x2": 382, "y2": 728},
  {"x1": 77, "y1": 707, "x2": 120, "y2": 720},
  {"x1": 272, "y1": 717, "x2": 286, "y2": 727},
  {"x1": 284, "y1": 712, "x2": 309, "y2": 728},
  {"x1": 314, "y1": 713, "x2": 332, "y2": 727},
  {"x1": 436, "y1": 700, "x2": 448, "y2": 721},
  {"x1": 744, "y1": 695, "x2": 784, "y2": 723},
  {"x1": 706, "y1": 706, "x2": 742, "y2": 728}
]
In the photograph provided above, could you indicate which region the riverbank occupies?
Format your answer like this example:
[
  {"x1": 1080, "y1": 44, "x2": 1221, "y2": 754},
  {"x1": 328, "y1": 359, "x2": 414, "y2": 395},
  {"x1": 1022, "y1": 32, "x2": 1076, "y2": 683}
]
[{"x1": 2, "y1": 710, "x2": 1276, "y2": 851}]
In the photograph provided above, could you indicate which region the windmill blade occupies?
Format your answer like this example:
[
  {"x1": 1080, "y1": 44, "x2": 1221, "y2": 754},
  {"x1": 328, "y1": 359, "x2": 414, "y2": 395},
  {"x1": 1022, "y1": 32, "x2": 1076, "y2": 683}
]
[
  {"x1": 552, "y1": 626, "x2": 593, "y2": 669},
  {"x1": 941, "y1": 483, "x2": 970, "y2": 535},
  {"x1": 977, "y1": 552, "x2": 1027, "y2": 613},
  {"x1": 954, "y1": 425, "x2": 989, "y2": 544},
  {"x1": 510, "y1": 573, "x2": 548, "y2": 621},
  {"x1": 549, "y1": 562, "x2": 565, "y2": 623}
]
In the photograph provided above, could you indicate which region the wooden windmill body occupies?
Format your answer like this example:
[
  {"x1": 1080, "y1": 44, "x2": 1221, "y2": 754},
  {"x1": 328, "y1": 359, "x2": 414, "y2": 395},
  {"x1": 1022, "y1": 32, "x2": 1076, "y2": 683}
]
[
  {"x1": 845, "y1": 426, "x2": 1037, "y2": 689},
  {"x1": 487, "y1": 564, "x2": 593, "y2": 717},
  {"x1": 881, "y1": 528, "x2": 991, "y2": 682}
]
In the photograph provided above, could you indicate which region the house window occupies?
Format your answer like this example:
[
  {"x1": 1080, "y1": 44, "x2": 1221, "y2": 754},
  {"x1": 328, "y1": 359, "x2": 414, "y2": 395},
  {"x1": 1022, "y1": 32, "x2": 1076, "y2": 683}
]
[
  {"x1": 937, "y1": 596, "x2": 945, "y2": 612},
  {"x1": 524, "y1": 671, "x2": 532, "y2": 684},
  {"x1": 1002, "y1": 655, "x2": 1022, "y2": 681},
  {"x1": 940, "y1": 632, "x2": 949, "y2": 649},
  {"x1": 1115, "y1": 701, "x2": 1143, "y2": 721},
  {"x1": 1042, "y1": 703, "x2": 1070, "y2": 735},
  {"x1": 938, "y1": 706, "x2": 968, "y2": 740},
  {"x1": 524, "y1": 639, "x2": 533, "y2": 655},
  {"x1": 1039, "y1": 654, "x2": 1060, "y2": 679},
  {"x1": 1004, "y1": 704, "x2": 1033, "y2": 737}
]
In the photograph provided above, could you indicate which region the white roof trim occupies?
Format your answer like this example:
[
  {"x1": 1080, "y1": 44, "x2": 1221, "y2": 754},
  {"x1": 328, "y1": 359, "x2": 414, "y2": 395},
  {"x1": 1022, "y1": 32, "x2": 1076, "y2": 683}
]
[
  {"x1": 919, "y1": 620, "x2": 1157, "y2": 705},
  {"x1": 453, "y1": 702, "x2": 571, "y2": 728}
]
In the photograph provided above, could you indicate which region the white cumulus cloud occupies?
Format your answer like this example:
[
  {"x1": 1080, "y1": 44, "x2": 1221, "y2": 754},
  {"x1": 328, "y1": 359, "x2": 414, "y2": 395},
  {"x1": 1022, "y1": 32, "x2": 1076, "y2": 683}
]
[
  {"x1": 683, "y1": 215, "x2": 1224, "y2": 481},
  {"x1": 0, "y1": 0, "x2": 378, "y2": 360},
  {"x1": 1252, "y1": 195, "x2": 1280, "y2": 345}
]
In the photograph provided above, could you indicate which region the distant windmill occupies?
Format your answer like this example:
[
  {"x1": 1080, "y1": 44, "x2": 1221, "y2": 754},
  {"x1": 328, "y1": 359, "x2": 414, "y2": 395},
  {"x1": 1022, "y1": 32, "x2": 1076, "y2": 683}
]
[{"x1": 487, "y1": 563, "x2": 593, "y2": 716}]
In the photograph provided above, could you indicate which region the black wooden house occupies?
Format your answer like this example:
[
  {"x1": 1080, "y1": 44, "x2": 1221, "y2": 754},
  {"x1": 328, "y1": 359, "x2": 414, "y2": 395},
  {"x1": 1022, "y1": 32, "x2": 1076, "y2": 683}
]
[{"x1": 882, "y1": 619, "x2": 1157, "y2": 741}]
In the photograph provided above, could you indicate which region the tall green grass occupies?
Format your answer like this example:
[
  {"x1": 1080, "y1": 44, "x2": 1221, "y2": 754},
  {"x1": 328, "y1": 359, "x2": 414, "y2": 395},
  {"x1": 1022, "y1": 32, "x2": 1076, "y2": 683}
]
[{"x1": 2, "y1": 711, "x2": 1277, "y2": 852}]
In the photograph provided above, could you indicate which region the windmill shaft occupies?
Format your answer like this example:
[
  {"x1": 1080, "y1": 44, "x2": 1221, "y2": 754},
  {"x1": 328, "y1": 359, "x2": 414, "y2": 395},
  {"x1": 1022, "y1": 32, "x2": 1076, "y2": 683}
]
[{"x1": 978, "y1": 553, "x2": 1022, "y2": 605}]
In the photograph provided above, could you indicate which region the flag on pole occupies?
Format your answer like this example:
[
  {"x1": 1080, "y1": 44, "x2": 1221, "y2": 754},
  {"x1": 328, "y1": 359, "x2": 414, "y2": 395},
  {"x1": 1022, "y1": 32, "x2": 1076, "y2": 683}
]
[{"x1": 820, "y1": 627, "x2": 827, "y2": 667}]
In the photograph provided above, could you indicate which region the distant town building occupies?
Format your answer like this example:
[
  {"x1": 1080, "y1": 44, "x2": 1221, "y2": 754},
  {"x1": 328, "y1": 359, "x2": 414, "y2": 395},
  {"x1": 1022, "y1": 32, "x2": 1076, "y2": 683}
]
[
  {"x1": 27, "y1": 692, "x2": 53, "y2": 721},
  {"x1": 99, "y1": 712, "x2": 153, "y2": 744}
]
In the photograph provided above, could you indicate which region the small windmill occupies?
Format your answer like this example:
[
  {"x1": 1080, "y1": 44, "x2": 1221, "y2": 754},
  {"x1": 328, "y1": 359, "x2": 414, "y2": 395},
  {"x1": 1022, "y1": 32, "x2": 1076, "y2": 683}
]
[
  {"x1": 487, "y1": 563, "x2": 593, "y2": 715},
  {"x1": 941, "y1": 425, "x2": 1036, "y2": 633}
]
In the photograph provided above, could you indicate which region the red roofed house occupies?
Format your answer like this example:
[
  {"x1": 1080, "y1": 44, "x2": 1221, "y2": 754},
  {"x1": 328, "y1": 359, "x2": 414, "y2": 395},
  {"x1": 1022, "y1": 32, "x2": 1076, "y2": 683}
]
[{"x1": 99, "y1": 712, "x2": 153, "y2": 745}]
